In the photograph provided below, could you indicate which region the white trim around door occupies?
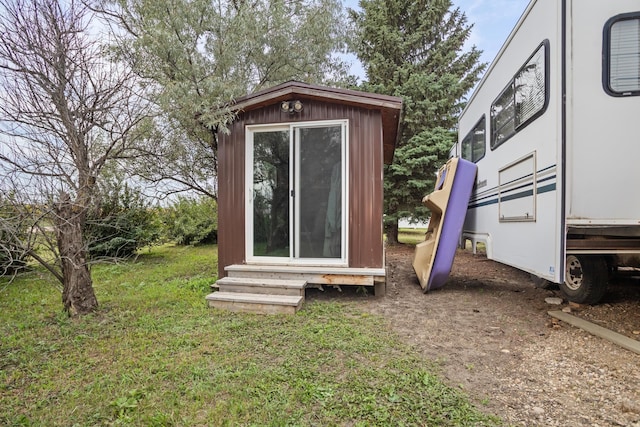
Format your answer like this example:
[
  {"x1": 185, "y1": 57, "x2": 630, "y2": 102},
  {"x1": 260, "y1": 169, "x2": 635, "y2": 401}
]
[{"x1": 245, "y1": 120, "x2": 349, "y2": 266}]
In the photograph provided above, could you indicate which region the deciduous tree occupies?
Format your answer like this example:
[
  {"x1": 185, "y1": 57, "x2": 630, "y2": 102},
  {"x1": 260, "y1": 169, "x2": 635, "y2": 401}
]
[
  {"x1": 95, "y1": 0, "x2": 352, "y2": 198},
  {"x1": 0, "y1": 0, "x2": 151, "y2": 314}
]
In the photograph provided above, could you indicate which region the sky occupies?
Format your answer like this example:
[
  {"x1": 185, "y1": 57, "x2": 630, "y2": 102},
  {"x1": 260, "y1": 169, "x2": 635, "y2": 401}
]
[
  {"x1": 454, "y1": 0, "x2": 530, "y2": 66},
  {"x1": 344, "y1": 0, "x2": 531, "y2": 81}
]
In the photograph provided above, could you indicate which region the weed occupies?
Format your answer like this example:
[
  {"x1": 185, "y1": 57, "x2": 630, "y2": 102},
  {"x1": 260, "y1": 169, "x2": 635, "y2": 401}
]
[
  {"x1": 110, "y1": 389, "x2": 145, "y2": 420},
  {"x1": 355, "y1": 285, "x2": 369, "y2": 295}
]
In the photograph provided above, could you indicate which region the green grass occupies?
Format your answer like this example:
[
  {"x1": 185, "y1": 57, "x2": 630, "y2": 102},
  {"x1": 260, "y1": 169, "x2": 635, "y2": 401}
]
[
  {"x1": 399, "y1": 228, "x2": 429, "y2": 245},
  {"x1": 0, "y1": 244, "x2": 500, "y2": 426}
]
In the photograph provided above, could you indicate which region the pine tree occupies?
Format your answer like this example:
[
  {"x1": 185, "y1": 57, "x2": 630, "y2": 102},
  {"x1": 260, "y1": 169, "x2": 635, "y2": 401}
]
[{"x1": 349, "y1": 0, "x2": 485, "y2": 243}]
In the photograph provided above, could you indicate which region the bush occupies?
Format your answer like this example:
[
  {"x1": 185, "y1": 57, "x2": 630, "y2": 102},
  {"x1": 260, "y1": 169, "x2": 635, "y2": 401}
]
[
  {"x1": 165, "y1": 197, "x2": 217, "y2": 245},
  {"x1": 0, "y1": 195, "x2": 31, "y2": 276},
  {"x1": 85, "y1": 181, "x2": 163, "y2": 259}
]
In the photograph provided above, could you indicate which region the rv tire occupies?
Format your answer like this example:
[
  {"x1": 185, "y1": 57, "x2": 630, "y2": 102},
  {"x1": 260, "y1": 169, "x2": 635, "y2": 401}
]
[
  {"x1": 530, "y1": 274, "x2": 553, "y2": 289},
  {"x1": 561, "y1": 255, "x2": 608, "y2": 304}
]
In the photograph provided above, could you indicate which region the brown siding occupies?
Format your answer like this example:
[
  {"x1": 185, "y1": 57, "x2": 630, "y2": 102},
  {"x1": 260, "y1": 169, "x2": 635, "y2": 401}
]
[
  {"x1": 218, "y1": 98, "x2": 385, "y2": 277},
  {"x1": 348, "y1": 109, "x2": 384, "y2": 268},
  {"x1": 217, "y1": 119, "x2": 246, "y2": 279}
]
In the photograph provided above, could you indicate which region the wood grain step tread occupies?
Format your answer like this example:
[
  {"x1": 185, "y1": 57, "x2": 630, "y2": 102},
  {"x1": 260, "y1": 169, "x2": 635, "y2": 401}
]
[
  {"x1": 225, "y1": 264, "x2": 386, "y2": 276},
  {"x1": 216, "y1": 277, "x2": 307, "y2": 289},
  {"x1": 206, "y1": 292, "x2": 303, "y2": 306}
]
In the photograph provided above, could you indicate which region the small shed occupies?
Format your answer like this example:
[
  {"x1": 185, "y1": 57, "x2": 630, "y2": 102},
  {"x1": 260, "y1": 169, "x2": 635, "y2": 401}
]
[{"x1": 208, "y1": 81, "x2": 402, "y2": 313}]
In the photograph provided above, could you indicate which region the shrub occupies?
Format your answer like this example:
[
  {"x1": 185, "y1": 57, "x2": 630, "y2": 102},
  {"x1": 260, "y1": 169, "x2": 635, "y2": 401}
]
[
  {"x1": 0, "y1": 196, "x2": 30, "y2": 276},
  {"x1": 85, "y1": 181, "x2": 163, "y2": 259},
  {"x1": 165, "y1": 197, "x2": 217, "y2": 245}
]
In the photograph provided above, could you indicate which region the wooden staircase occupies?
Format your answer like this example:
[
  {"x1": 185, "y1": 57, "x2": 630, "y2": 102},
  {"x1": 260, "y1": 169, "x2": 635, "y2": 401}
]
[
  {"x1": 206, "y1": 264, "x2": 386, "y2": 315},
  {"x1": 206, "y1": 277, "x2": 306, "y2": 315}
]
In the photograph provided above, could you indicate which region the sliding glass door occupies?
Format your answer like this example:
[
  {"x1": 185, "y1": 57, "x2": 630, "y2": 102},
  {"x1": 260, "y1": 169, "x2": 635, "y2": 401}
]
[
  {"x1": 251, "y1": 130, "x2": 290, "y2": 258},
  {"x1": 247, "y1": 121, "x2": 347, "y2": 264}
]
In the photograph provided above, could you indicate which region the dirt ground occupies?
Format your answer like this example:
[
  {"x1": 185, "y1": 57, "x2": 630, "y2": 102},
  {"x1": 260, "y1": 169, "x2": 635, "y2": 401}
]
[{"x1": 309, "y1": 245, "x2": 640, "y2": 426}]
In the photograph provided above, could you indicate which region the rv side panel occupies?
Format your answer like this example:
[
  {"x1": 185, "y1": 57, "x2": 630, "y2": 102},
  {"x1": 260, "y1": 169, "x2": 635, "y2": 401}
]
[
  {"x1": 566, "y1": 0, "x2": 640, "y2": 223},
  {"x1": 458, "y1": 0, "x2": 564, "y2": 282}
]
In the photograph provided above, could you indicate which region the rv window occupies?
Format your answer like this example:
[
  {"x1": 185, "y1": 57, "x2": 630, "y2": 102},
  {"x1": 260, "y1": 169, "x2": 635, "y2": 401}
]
[
  {"x1": 515, "y1": 45, "x2": 546, "y2": 125},
  {"x1": 461, "y1": 116, "x2": 486, "y2": 163},
  {"x1": 491, "y1": 85, "x2": 516, "y2": 147},
  {"x1": 461, "y1": 134, "x2": 472, "y2": 160},
  {"x1": 605, "y1": 14, "x2": 640, "y2": 96},
  {"x1": 491, "y1": 41, "x2": 549, "y2": 149}
]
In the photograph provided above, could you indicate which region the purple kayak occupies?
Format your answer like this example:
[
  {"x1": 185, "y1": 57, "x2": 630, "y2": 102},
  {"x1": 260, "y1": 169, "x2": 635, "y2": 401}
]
[{"x1": 413, "y1": 158, "x2": 477, "y2": 292}]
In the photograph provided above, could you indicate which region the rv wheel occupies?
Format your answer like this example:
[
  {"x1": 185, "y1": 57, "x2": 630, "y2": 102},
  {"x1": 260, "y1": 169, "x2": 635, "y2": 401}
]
[
  {"x1": 561, "y1": 255, "x2": 608, "y2": 304},
  {"x1": 530, "y1": 274, "x2": 553, "y2": 289}
]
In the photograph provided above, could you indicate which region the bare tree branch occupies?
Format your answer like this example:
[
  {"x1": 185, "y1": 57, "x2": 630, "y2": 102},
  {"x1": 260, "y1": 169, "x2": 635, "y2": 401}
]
[{"x1": 0, "y1": 0, "x2": 153, "y2": 315}]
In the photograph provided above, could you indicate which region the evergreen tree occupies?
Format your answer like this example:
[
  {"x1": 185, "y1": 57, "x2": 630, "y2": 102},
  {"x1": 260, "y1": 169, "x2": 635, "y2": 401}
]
[{"x1": 348, "y1": 0, "x2": 485, "y2": 243}]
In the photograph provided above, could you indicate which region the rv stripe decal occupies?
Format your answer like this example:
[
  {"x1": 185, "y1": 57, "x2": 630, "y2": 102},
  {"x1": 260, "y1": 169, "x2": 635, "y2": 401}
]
[
  {"x1": 495, "y1": 175, "x2": 556, "y2": 199},
  {"x1": 469, "y1": 174, "x2": 556, "y2": 204},
  {"x1": 471, "y1": 169, "x2": 556, "y2": 200},
  {"x1": 468, "y1": 182, "x2": 556, "y2": 209},
  {"x1": 469, "y1": 165, "x2": 557, "y2": 203}
]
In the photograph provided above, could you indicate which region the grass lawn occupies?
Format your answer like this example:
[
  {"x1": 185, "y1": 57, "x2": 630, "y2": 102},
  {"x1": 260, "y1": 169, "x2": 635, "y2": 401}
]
[
  {"x1": 399, "y1": 228, "x2": 429, "y2": 245},
  {"x1": 0, "y1": 244, "x2": 500, "y2": 426}
]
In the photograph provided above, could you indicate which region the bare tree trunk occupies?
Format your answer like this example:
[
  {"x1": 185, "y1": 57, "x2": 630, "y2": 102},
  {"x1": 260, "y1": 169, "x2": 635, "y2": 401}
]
[
  {"x1": 55, "y1": 195, "x2": 97, "y2": 315},
  {"x1": 385, "y1": 219, "x2": 400, "y2": 245}
]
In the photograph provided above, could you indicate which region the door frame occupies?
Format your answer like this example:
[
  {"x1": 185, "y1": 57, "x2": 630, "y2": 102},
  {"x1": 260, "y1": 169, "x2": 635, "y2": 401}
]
[{"x1": 245, "y1": 119, "x2": 349, "y2": 266}]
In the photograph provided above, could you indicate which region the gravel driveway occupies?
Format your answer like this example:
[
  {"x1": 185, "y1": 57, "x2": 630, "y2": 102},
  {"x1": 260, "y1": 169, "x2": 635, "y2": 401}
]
[{"x1": 363, "y1": 245, "x2": 640, "y2": 426}]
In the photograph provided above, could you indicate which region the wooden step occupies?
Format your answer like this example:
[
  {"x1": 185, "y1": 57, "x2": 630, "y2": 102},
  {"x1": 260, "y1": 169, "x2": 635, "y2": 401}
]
[
  {"x1": 225, "y1": 264, "x2": 385, "y2": 286},
  {"x1": 206, "y1": 292, "x2": 303, "y2": 315},
  {"x1": 215, "y1": 277, "x2": 306, "y2": 296}
]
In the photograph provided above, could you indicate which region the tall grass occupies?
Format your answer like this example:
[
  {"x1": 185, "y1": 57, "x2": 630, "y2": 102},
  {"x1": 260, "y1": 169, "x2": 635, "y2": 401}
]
[{"x1": 0, "y1": 244, "x2": 500, "y2": 426}]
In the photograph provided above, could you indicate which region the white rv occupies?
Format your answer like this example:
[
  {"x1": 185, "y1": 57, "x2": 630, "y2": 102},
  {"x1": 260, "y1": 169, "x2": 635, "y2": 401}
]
[{"x1": 456, "y1": 0, "x2": 640, "y2": 303}]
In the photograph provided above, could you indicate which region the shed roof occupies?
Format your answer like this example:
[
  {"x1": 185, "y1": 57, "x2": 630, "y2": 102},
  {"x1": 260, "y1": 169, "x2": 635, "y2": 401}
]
[{"x1": 231, "y1": 81, "x2": 403, "y2": 164}]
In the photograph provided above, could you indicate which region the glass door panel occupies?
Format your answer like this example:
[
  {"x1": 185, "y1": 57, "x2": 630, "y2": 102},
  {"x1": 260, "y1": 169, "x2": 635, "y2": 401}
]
[
  {"x1": 296, "y1": 125, "x2": 343, "y2": 259},
  {"x1": 252, "y1": 130, "x2": 290, "y2": 257}
]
